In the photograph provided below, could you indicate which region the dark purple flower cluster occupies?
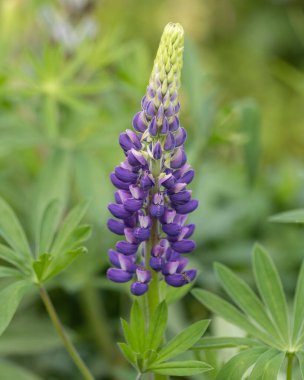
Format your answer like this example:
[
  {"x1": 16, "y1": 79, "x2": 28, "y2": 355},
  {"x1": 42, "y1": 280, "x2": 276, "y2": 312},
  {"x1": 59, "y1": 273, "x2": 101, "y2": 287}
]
[{"x1": 106, "y1": 23, "x2": 198, "y2": 296}]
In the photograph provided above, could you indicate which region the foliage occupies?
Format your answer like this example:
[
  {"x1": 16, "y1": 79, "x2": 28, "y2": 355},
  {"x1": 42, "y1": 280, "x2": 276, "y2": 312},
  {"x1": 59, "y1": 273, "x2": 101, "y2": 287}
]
[{"x1": 192, "y1": 245, "x2": 304, "y2": 379}]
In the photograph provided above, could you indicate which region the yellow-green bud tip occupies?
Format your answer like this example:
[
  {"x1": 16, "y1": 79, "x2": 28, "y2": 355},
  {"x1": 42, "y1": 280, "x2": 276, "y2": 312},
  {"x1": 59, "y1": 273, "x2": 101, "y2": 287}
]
[{"x1": 151, "y1": 22, "x2": 184, "y2": 90}]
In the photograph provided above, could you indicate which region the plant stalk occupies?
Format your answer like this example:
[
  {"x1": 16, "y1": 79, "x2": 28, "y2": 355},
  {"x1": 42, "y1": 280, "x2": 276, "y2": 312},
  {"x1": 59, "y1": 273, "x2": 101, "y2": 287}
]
[
  {"x1": 144, "y1": 158, "x2": 168, "y2": 380},
  {"x1": 286, "y1": 353, "x2": 294, "y2": 380},
  {"x1": 39, "y1": 285, "x2": 95, "y2": 380}
]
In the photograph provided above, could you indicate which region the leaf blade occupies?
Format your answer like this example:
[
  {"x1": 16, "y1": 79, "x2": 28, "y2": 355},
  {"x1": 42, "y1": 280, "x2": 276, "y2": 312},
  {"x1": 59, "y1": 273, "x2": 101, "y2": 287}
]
[
  {"x1": 149, "y1": 360, "x2": 212, "y2": 376},
  {"x1": 154, "y1": 320, "x2": 209, "y2": 364}
]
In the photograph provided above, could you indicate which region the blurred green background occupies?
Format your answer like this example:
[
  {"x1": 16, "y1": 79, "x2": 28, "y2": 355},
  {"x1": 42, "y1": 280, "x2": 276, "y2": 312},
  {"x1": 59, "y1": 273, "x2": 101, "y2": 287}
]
[{"x1": 0, "y1": 0, "x2": 304, "y2": 379}]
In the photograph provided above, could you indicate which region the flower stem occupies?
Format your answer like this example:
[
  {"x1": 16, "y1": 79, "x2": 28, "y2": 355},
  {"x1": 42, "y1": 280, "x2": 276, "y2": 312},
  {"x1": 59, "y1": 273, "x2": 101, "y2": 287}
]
[
  {"x1": 39, "y1": 285, "x2": 95, "y2": 380},
  {"x1": 286, "y1": 352, "x2": 294, "y2": 380},
  {"x1": 144, "y1": 158, "x2": 168, "y2": 380}
]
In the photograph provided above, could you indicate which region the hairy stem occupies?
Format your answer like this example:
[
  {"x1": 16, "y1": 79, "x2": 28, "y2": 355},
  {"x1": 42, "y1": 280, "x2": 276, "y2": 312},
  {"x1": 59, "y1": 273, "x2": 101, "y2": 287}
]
[
  {"x1": 286, "y1": 353, "x2": 294, "y2": 380},
  {"x1": 39, "y1": 285, "x2": 95, "y2": 380}
]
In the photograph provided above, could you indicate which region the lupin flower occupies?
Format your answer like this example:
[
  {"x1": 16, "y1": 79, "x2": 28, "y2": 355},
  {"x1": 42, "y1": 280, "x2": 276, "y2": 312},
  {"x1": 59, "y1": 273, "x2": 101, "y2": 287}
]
[{"x1": 106, "y1": 23, "x2": 199, "y2": 296}]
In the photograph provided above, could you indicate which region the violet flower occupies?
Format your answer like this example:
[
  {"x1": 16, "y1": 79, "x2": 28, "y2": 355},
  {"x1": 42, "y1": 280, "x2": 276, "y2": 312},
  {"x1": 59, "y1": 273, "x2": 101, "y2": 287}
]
[{"x1": 106, "y1": 23, "x2": 198, "y2": 296}]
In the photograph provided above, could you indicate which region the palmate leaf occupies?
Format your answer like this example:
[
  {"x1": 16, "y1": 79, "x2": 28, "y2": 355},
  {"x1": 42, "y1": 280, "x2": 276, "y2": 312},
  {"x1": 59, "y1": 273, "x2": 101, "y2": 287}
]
[
  {"x1": 0, "y1": 244, "x2": 30, "y2": 274},
  {"x1": 216, "y1": 347, "x2": 267, "y2": 380},
  {"x1": 191, "y1": 337, "x2": 260, "y2": 350},
  {"x1": 292, "y1": 262, "x2": 304, "y2": 346},
  {"x1": 247, "y1": 349, "x2": 284, "y2": 380},
  {"x1": 0, "y1": 197, "x2": 32, "y2": 262},
  {"x1": 50, "y1": 200, "x2": 90, "y2": 258},
  {"x1": 253, "y1": 245, "x2": 289, "y2": 343},
  {"x1": 215, "y1": 262, "x2": 284, "y2": 345},
  {"x1": 191, "y1": 289, "x2": 279, "y2": 349},
  {"x1": 0, "y1": 281, "x2": 32, "y2": 337},
  {"x1": 148, "y1": 360, "x2": 212, "y2": 376},
  {"x1": 145, "y1": 301, "x2": 167, "y2": 351},
  {"x1": 153, "y1": 320, "x2": 210, "y2": 364}
]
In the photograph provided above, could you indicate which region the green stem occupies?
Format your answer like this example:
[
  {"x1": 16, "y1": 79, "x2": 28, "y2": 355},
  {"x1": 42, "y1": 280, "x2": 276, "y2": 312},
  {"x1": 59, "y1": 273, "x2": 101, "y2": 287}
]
[
  {"x1": 144, "y1": 157, "x2": 168, "y2": 380},
  {"x1": 39, "y1": 285, "x2": 95, "y2": 380},
  {"x1": 286, "y1": 353, "x2": 294, "y2": 380}
]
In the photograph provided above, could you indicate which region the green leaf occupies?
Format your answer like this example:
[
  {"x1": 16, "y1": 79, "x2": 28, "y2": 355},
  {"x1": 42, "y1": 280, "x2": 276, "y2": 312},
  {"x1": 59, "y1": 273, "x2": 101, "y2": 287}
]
[
  {"x1": 146, "y1": 301, "x2": 168, "y2": 352},
  {"x1": 43, "y1": 247, "x2": 87, "y2": 281},
  {"x1": 0, "y1": 244, "x2": 29, "y2": 273},
  {"x1": 36, "y1": 199, "x2": 62, "y2": 256},
  {"x1": 253, "y1": 244, "x2": 289, "y2": 343},
  {"x1": 149, "y1": 360, "x2": 212, "y2": 376},
  {"x1": 254, "y1": 351, "x2": 285, "y2": 380},
  {"x1": 297, "y1": 352, "x2": 304, "y2": 379},
  {"x1": 191, "y1": 337, "x2": 260, "y2": 350},
  {"x1": 117, "y1": 343, "x2": 137, "y2": 368},
  {"x1": 163, "y1": 283, "x2": 193, "y2": 304},
  {"x1": 0, "y1": 197, "x2": 32, "y2": 260},
  {"x1": 0, "y1": 360, "x2": 42, "y2": 380},
  {"x1": 130, "y1": 301, "x2": 145, "y2": 352},
  {"x1": 121, "y1": 319, "x2": 137, "y2": 351},
  {"x1": 154, "y1": 320, "x2": 209, "y2": 364},
  {"x1": 269, "y1": 209, "x2": 304, "y2": 224},
  {"x1": 216, "y1": 347, "x2": 267, "y2": 380},
  {"x1": 50, "y1": 201, "x2": 89, "y2": 257},
  {"x1": 292, "y1": 261, "x2": 304, "y2": 345},
  {"x1": 248, "y1": 348, "x2": 281, "y2": 379},
  {"x1": 191, "y1": 289, "x2": 278, "y2": 348},
  {"x1": 58, "y1": 224, "x2": 92, "y2": 253},
  {"x1": 214, "y1": 262, "x2": 283, "y2": 344},
  {"x1": 32, "y1": 254, "x2": 53, "y2": 281},
  {"x1": 0, "y1": 266, "x2": 22, "y2": 278},
  {"x1": 0, "y1": 281, "x2": 32, "y2": 336}
]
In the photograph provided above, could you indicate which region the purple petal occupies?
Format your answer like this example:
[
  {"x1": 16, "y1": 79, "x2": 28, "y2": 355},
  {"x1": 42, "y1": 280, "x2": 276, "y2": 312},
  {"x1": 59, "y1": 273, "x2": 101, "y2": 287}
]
[
  {"x1": 162, "y1": 260, "x2": 180, "y2": 275},
  {"x1": 133, "y1": 111, "x2": 147, "y2": 133},
  {"x1": 136, "y1": 268, "x2": 151, "y2": 283},
  {"x1": 130, "y1": 282, "x2": 149, "y2": 296},
  {"x1": 110, "y1": 173, "x2": 131, "y2": 190},
  {"x1": 170, "y1": 190, "x2": 192, "y2": 205},
  {"x1": 165, "y1": 269, "x2": 196, "y2": 287},
  {"x1": 126, "y1": 129, "x2": 142, "y2": 149},
  {"x1": 133, "y1": 227, "x2": 150, "y2": 242},
  {"x1": 108, "y1": 203, "x2": 131, "y2": 219},
  {"x1": 175, "y1": 200, "x2": 199, "y2": 214},
  {"x1": 150, "y1": 257, "x2": 162, "y2": 271},
  {"x1": 171, "y1": 148, "x2": 187, "y2": 169},
  {"x1": 162, "y1": 223, "x2": 182, "y2": 236},
  {"x1": 129, "y1": 185, "x2": 145, "y2": 200},
  {"x1": 140, "y1": 172, "x2": 155, "y2": 190},
  {"x1": 127, "y1": 149, "x2": 147, "y2": 167},
  {"x1": 116, "y1": 241, "x2": 139, "y2": 255},
  {"x1": 159, "y1": 173, "x2": 175, "y2": 189},
  {"x1": 115, "y1": 166, "x2": 138, "y2": 183},
  {"x1": 108, "y1": 249, "x2": 120, "y2": 267},
  {"x1": 174, "y1": 127, "x2": 187, "y2": 147},
  {"x1": 149, "y1": 117, "x2": 158, "y2": 136},
  {"x1": 177, "y1": 257, "x2": 189, "y2": 272},
  {"x1": 118, "y1": 254, "x2": 137, "y2": 272},
  {"x1": 169, "y1": 116, "x2": 179, "y2": 132},
  {"x1": 138, "y1": 213, "x2": 151, "y2": 228},
  {"x1": 146, "y1": 101, "x2": 155, "y2": 118},
  {"x1": 182, "y1": 224, "x2": 196, "y2": 239},
  {"x1": 160, "y1": 118, "x2": 169, "y2": 135},
  {"x1": 161, "y1": 208, "x2": 176, "y2": 224},
  {"x1": 107, "y1": 219, "x2": 125, "y2": 235},
  {"x1": 107, "y1": 268, "x2": 133, "y2": 283},
  {"x1": 153, "y1": 142, "x2": 162, "y2": 160},
  {"x1": 150, "y1": 204, "x2": 165, "y2": 218},
  {"x1": 177, "y1": 169, "x2": 195, "y2": 184},
  {"x1": 124, "y1": 214, "x2": 138, "y2": 228},
  {"x1": 124, "y1": 198, "x2": 143, "y2": 212},
  {"x1": 164, "y1": 132, "x2": 175, "y2": 151},
  {"x1": 171, "y1": 240, "x2": 196, "y2": 253}
]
